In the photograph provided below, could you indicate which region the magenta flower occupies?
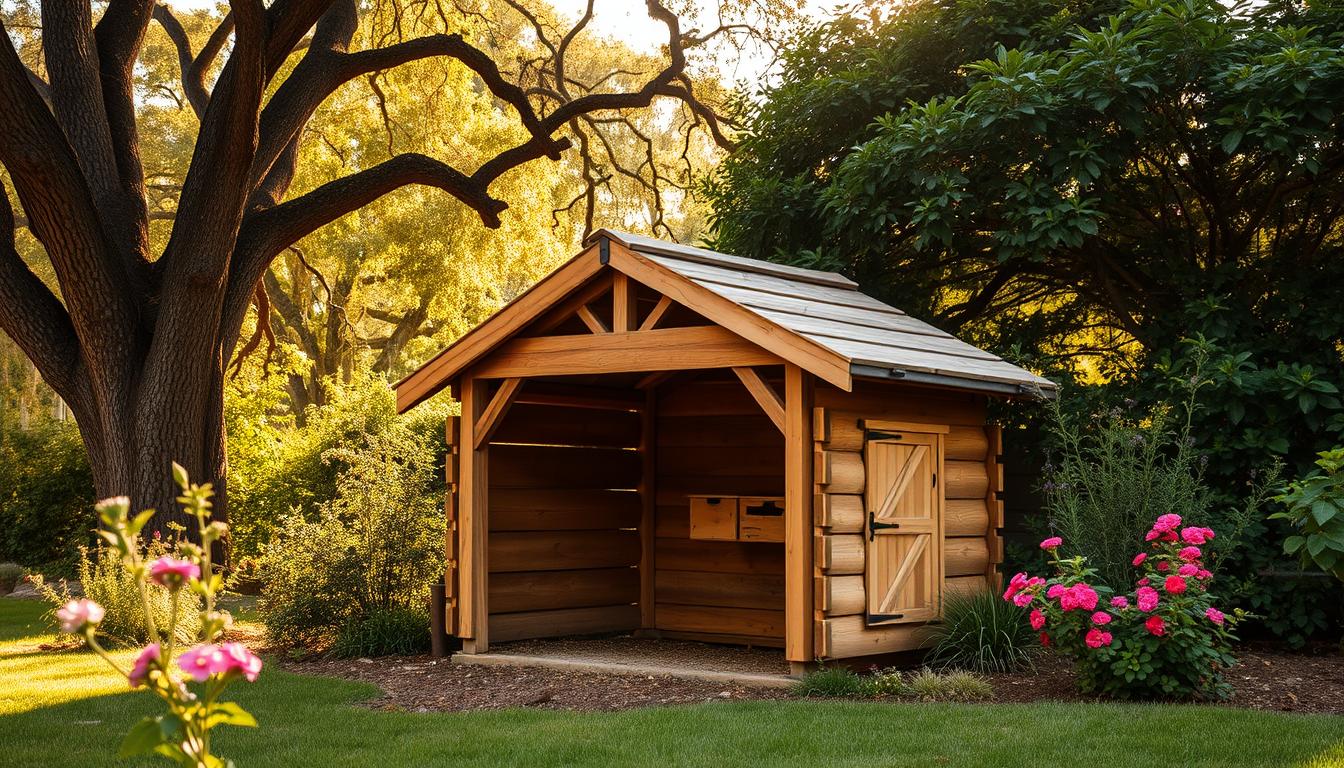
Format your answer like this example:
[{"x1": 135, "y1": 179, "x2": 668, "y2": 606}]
[
  {"x1": 1003, "y1": 572, "x2": 1030, "y2": 601},
  {"x1": 1178, "y1": 546, "x2": 1202, "y2": 562},
  {"x1": 1132, "y1": 552, "x2": 1147, "y2": 566},
  {"x1": 1206, "y1": 607, "x2": 1225, "y2": 625},
  {"x1": 149, "y1": 557, "x2": 200, "y2": 590},
  {"x1": 1136, "y1": 586, "x2": 1160, "y2": 612},
  {"x1": 1145, "y1": 615, "x2": 1166, "y2": 636},
  {"x1": 1144, "y1": 530, "x2": 1160, "y2": 542},
  {"x1": 219, "y1": 642, "x2": 263, "y2": 682},
  {"x1": 1109, "y1": 596, "x2": 1130, "y2": 609},
  {"x1": 1084, "y1": 628, "x2": 1113, "y2": 648},
  {"x1": 1046, "y1": 584, "x2": 1066, "y2": 599},
  {"x1": 1029, "y1": 608, "x2": 1046, "y2": 630},
  {"x1": 1012, "y1": 591, "x2": 1034, "y2": 607},
  {"x1": 1195, "y1": 569, "x2": 1212, "y2": 581},
  {"x1": 1039, "y1": 632, "x2": 1051, "y2": 648},
  {"x1": 56, "y1": 599, "x2": 104, "y2": 633},
  {"x1": 1136, "y1": 577, "x2": 1150, "y2": 587},
  {"x1": 1163, "y1": 575, "x2": 1188, "y2": 595},
  {"x1": 1178, "y1": 563, "x2": 1198, "y2": 576},
  {"x1": 1152, "y1": 513, "x2": 1182, "y2": 532},
  {"x1": 1156, "y1": 561, "x2": 1170, "y2": 572},
  {"x1": 178, "y1": 644, "x2": 227, "y2": 682},
  {"x1": 1059, "y1": 583, "x2": 1099, "y2": 612},
  {"x1": 1091, "y1": 611, "x2": 1112, "y2": 625},
  {"x1": 1039, "y1": 536, "x2": 1063, "y2": 551},
  {"x1": 129, "y1": 643, "x2": 160, "y2": 688}
]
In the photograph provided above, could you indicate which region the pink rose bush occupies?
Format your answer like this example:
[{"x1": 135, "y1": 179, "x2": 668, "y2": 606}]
[
  {"x1": 1004, "y1": 515, "x2": 1244, "y2": 700},
  {"x1": 65, "y1": 465, "x2": 261, "y2": 768}
]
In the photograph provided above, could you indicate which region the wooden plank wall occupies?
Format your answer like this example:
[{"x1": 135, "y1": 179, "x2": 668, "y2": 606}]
[
  {"x1": 812, "y1": 380, "x2": 1002, "y2": 660},
  {"x1": 654, "y1": 377, "x2": 787, "y2": 646},
  {"x1": 485, "y1": 401, "x2": 643, "y2": 642}
]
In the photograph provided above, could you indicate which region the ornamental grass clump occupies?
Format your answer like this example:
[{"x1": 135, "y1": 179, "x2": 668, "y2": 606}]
[
  {"x1": 1005, "y1": 519, "x2": 1243, "y2": 701},
  {"x1": 56, "y1": 464, "x2": 263, "y2": 768}
]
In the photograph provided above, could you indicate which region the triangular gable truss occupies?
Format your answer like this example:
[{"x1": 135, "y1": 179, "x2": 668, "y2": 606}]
[{"x1": 395, "y1": 237, "x2": 854, "y2": 412}]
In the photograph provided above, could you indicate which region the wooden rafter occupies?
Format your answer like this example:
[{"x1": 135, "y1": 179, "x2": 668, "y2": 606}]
[
  {"x1": 613, "y1": 273, "x2": 638, "y2": 332},
  {"x1": 733, "y1": 367, "x2": 785, "y2": 434},
  {"x1": 638, "y1": 295, "x2": 674, "y2": 331},
  {"x1": 576, "y1": 304, "x2": 610, "y2": 334},
  {"x1": 636, "y1": 371, "x2": 676, "y2": 390},
  {"x1": 473, "y1": 378, "x2": 523, "y2": 449},
  {"x1": 474, "y1": 326, "x2": 780, "y2": 378}
]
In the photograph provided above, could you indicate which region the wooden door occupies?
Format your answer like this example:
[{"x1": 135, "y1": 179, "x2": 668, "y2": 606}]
[{"x1": 864, "y1": 429, "x2": 943, "y2": 625}]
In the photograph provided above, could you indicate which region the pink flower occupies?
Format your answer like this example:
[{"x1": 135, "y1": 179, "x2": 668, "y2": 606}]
[
  {"x1": 1136, "y1": 586, "x2": 1160, "y2": 612},
  {"x1": 1091, "y1": 611, "x2": 1112, "y2": 625},
  {"x1": 1178, "y1": 546, "x2": 1202, "y2": 562},
  {"x1": 1003, "y1": 572, "x2": 1030, "y2": 601},
  {"x1": 1156, "y1": 561, "x2": 1170, "y2": 572},
  {"x1": 1109, "y1": 596, "x2": 1130, "y2": 609},
  {"x1": 1026, "y1": 576, "x2": 1046, "y2": 588},
  {"x1": 1164, "y1": 575, "x2": 1187, "y2": 595},
  {"x1": 1145, "y1": 615, "x2": 1166, "y2": 636},
  {"x1": 1039, "y1": 536, "x2": 1063, "y2": 551},
  {"x1": 1059, "y1": 583, "x2": 1099, "y2": 612},
  {"x1": 1085, "y1": 628, "x2": 1113, "y2": 648},
  {"x1": 1180, "y1": 526, "x2": 1213, "y2": 545},
  {"x1": 1046, "y1": 584, "x2": 1066, "y2": 599},
  {"x1": 1039, "y1": 632, "x2": 1051, "y2": 648},
  {"x1": 1195, "y1": 569, "x2": 1212, "y2": 581},
  {"x1": 1160, "y1": 529, "x2": 1178, "y2": 543},
  {"x1": 1132, "y1": 553, "x2": 1147, "y2": 567},
  {"x1": 1136, "y1": 577, "x2": 1150, "y2": 587},
  {"x1": 148, "y1": 557, "x2": 200, "y2": 590},
  {"x1": 1030, "y1": 608, "x2": 1046, "y2": 631},
  {"x1": 178, "y1": 644, "x2": 227, "y2": 682},
  {"x1": 56, "y1": 599, "x2": 104, "y2": 633},
  {"x1": 1153, "y1": 514, "x2": 1182, "y2": 532},
  {"x1": 128, "y1": 643, "x2": 160, "y2": 688},
  {"x1": 219, "y1": 642, "x2": 263, "y2": 682},
  {"x1": 1178, "y1": 563, "x2": 1199, "y2": 576},
  {"x1": 1206, "y1": 607, "x2": 1225, "y2": 626},
  {"x1": 1012, "y1": 592, "x2": 1034, "y2": 607},
  {"x1": 1144, "y1": 530, "x2": 1160, "y2": 542}
]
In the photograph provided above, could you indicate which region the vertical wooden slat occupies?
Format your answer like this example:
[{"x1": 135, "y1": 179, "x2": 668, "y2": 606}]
[
  {"x1": 985, "y1": 424, "x2": 1004, "y2": 590},
  {"x1": 444, "y1": 415, "x2": 460, "y2": 632},
  {"x1": 639, "y1": 388, "x2": 657, "y2": 629},
  {"x1": 613, "y1": 273, "x2": 637, "y2": 332},
  {"x1": 458, "y1": 377, "x2": 490, "y2": 652},
  {"x1": 785, "y1": 363, "x2": 815, "y2": 666}
]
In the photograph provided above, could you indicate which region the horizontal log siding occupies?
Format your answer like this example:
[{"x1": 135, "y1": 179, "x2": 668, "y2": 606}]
[
  {"x1": 486, "y1": 401, "x2": 642, "y2": 642},
  {"x1": 654, "y1": 378, "x2": 786, "y2": 645},
  {"x1": 812, "y1": 380, "x2": 998, "y2": 659}
]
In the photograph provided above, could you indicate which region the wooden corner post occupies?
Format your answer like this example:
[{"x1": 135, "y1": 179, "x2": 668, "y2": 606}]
[
  {"x1": 784, "y1": 364, "x2": 815, "y2": 668},
  {"x1": 458, "y1": 376, "x2": 490, "y2": 653}
]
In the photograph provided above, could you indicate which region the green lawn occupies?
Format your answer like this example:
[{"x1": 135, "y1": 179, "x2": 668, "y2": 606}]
[{"x1": 3, "y1": 599, "x2": 1343, "y2": 768}]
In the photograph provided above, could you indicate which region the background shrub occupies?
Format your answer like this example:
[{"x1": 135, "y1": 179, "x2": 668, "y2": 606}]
[
  {"x1": 791, "y1": 667, "x2": 865, "y2": 698},
  {"x1": 330, "y1": 606, "x2": 431, "y2": 658},
  {"x1": 258, "y1": 424, "x2": 444, "y2": 652},
  {"x1": 0, "y1": 562, "x2": 23, "y2": 593},
  {"x1": 902, "y1": 669, "x2": 993, "y2": 703},
  {"x1": 924, "y1": 588, "x2": 1038, "y2": 673},
  {"x1": 35, "y1": 545, "x2": 200, "y2": 646},
  {"x1": 0, "y1": 420, "x2": 95, "y2": 576}
]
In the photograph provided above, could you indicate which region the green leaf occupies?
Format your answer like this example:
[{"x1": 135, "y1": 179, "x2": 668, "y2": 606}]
[
  {"x1": 118, "y1": 717, "x2": 163, "y2": 757},
  {"x1": 1221, "y1": 130, "x2": 1244, "y2": 154},
  {"x1": 1283, "y1": 535, "x2": 1306, "y2": 554},
  {"x1": 1309, "y1": 500, "x2": 1338, "y2": 526},
  {"x1": 172, "y1": 461, "x2": 190, "y2": 490},
  {"x1": 207, "y1": 701, "x2": 259, "y2": 728}
]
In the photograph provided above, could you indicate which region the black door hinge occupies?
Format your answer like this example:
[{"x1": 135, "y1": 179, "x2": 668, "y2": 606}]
[
  {"x1": 865, "y1": 429, "x2": 904, "y2": 441},
  {"x1": 867, "y1": 613, "x2": 905, "y2": 624},
  {"x1": 868, "y1": 510, "x2": 900, "y2": 541}
]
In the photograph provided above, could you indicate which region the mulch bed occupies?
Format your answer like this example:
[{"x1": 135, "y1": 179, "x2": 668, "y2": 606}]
[{"x1": 284, "y1": 643, "x2": 1344, "y2": 715}]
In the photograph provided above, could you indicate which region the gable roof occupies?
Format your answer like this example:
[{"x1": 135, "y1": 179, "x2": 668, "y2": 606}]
[{"x1": 395, "y1": 229, "x2": 1055, "y2": 411}]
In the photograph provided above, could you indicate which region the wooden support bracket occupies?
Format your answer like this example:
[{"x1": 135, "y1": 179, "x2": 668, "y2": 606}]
[
  {"x1": 639, "y1": 295, "x2": 674, "y2": 331},
  {"x1": 474, "y1": 378, "x2": 523, "y2": 449},
  {"x1": 733, "y1": 367, "x2": 785, "y2": 434},
  {"x1": 576, "y1": 304, "x2": 610, "y2": 334}
]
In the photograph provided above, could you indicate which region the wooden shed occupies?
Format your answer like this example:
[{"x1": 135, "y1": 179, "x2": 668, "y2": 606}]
[{"x1": 395, "y1": 230, "x2": 1055, "y2": 671}]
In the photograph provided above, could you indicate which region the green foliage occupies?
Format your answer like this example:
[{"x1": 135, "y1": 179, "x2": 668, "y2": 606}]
[
  {"x1": 257, "y1": 418, "x2": 444, "y2": 652},
  {"x1": 924, "y1": 588, "x2": 1039, "y2": 673},
  {"x1": 0, "y1": 562, "x2": 23, "y2": 593},
  {"x1": 0, "y1": 419, "x2": 95, "y2": 575},
  {"x1": 33, "y1": 545, "x2": 200, "y2": 647},
  {"x1": 1272, "y1": 448, "x2": 1344, "y2": 582},
  {"x1": 330, "y1": 606, "x2": 431, "y2": 658},
  {"x1": 901, "y1": 669, "x2": 994, "y2": 703},
  {"x1": 791, "y1": 667, "x2": 865, "y2": 698}
]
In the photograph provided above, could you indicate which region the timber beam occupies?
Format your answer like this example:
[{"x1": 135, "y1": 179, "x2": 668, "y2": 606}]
[{"x1": 473, "y1": 326, "x2": 781, "y2": 379}]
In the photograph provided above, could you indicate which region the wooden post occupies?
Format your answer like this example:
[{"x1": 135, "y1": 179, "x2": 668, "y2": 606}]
[
  {"x1": 784, "y1": 363, "x2": 815, "y2": 669},
  {"x1": 639, "y1": 388, "x2": 657, "y2": 630},
  {"x1": 985, "y1": 424, "x2": 1005, "y2": 591},
  {"x1": 458, "y1": 377, "x2": 490, "y2": 653},
  {"x1": 613, "y1": 273, "x2": 637, "y2": 332}
]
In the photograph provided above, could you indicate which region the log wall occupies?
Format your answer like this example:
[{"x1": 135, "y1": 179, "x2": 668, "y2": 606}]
[
  {"x1": 812, "y1": 380, "x2": 1002, "y2": 660},
  {"x1": 653, "y1": 378, "x2": 787, "y2": 645},
  {"x1": 484, "y1": 400, "x2": 643, "y2": 642}
]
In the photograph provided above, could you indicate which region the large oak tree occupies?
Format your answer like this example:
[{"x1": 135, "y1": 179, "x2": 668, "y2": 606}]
[{"x1": 0, "y1": 0, "x2": 744, "y2": 533}]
